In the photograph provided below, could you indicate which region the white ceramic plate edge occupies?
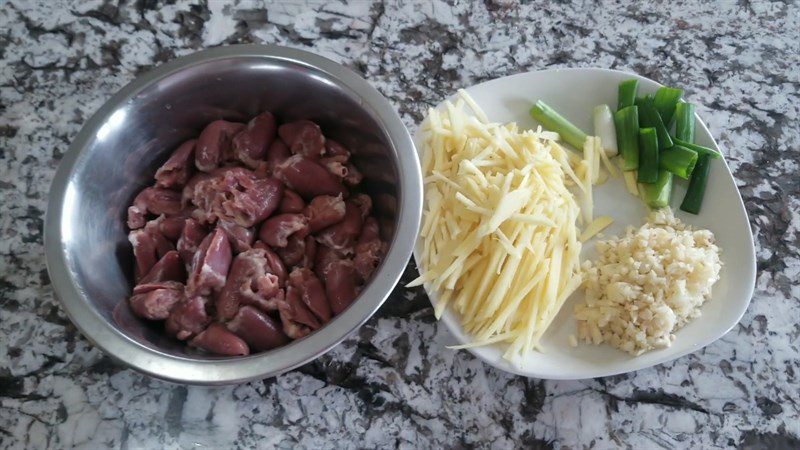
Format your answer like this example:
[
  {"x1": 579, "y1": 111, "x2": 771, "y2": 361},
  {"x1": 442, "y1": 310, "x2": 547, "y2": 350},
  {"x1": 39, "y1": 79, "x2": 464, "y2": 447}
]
[{"x1": 412, "y1": 68, "x2": 756, "y2": 379}]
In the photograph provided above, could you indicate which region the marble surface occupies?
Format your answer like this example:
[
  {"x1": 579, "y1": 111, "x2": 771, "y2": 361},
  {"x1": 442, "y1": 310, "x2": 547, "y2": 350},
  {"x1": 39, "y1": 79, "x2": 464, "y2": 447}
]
[{"x1": 1, "y1": 0, "x2": 798, "y2": 448}]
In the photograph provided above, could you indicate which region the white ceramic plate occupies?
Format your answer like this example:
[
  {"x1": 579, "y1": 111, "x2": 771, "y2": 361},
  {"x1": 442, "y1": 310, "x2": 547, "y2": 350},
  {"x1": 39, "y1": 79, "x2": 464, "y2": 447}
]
[{"x1": 412, "y1": 68, "x2": 756, "y2": 379}]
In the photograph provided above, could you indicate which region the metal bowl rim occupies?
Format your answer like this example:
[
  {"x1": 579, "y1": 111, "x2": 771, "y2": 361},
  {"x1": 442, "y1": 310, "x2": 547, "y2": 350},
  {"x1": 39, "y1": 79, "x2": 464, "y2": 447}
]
[{"x1": 43, "y1": 44, "x2": 422, "y2": 385}]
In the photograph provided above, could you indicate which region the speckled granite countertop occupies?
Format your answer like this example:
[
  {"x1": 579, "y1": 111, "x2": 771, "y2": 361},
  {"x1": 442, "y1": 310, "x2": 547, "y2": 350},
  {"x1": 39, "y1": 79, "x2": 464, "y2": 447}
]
[{"x1": 1, "y1": 1, "x2": 798, "y2": 448}]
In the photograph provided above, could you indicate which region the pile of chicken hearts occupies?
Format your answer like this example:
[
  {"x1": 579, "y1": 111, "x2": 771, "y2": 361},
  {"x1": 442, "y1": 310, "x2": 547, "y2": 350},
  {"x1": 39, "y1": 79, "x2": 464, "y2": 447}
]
[{"x1": 125, "y1": 112, "x2": 387, "y2": 356}]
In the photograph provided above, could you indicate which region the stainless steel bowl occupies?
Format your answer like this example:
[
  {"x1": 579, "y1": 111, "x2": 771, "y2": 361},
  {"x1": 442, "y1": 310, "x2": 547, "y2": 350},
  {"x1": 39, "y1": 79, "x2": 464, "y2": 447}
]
[{"x1": 44, "y1": 45, "x2": 422, "y2": 384}]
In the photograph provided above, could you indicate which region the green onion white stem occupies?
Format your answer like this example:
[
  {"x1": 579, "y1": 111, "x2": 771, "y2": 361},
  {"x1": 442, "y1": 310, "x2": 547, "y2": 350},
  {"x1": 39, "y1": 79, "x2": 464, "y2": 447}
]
[{"x1": 593, "y1": 104, "x2": 618, "y2": 156}]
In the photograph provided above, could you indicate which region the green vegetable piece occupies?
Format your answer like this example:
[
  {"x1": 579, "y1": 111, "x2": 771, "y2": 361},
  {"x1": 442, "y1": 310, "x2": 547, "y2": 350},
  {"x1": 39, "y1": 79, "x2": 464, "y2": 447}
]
[
  {"x1": 634, "y1": 95, "x2": 653, "y2": 107},
  {"x1": 642, "y1": 169, "x2": 673, "y2": 209},
  {"x1": 529, "y1": 100, "x2": 588, "y2": 151},
  {"x1": 673, "y1": 138, "x2": 722, "y2": 159},
  {"x1": 617, "y1": 79, "x2": 639, "y2": 110},
  {"x1": 637, "y1": 128, "x2": 659, "y2": 183},
  {"x1": 637, "y1": 98, "x2": 673, "y2": 150},
  {"x1": 680, "y1": 154, "x2": 711, "y2": 214},
  {"x1": 652, "y1": 87, "x2": 684, "y2": 125},
  {"x1": 659, "y1": 145, "x2": 698, "y2": 179},
  {"x1": 614, "y1": 105, "x2": 640, "y2": 171},
  {"x1": 674, "y1": 102, "x2": 696, "y2": 142}
]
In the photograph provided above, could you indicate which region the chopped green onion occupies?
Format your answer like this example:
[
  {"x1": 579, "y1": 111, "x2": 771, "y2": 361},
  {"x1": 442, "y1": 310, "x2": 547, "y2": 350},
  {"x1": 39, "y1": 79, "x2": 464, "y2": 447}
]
[
  {"x1": 642, "y1": 169, "x2": 673, "y2": 209},
  {"x1": 617, "y1": 79, "x2": 639, "y2": 110},
  {"x1": 674, "y1": 102, "x2": 696, "y2": 142},
  {"x1": 680, "y1": 154, "x2": 711, "y2": 214},
  {"x1": 635, "y1": 95, "x2": 653, "y2": 107},
  {"x1": 659, "y1": 145, "x2": 698, "y2": 179},
  {"x1": 637, "y1": 128, "x2": 659, "y2": 183},
  {"x1": 652, "y1": 87, "x2": 684, "y2": 125},
  {"x1": 614, "y1": 105, "x2": 639, "y2": 170},
  {"x1": 593, "y1": 104, "x2": 618, "y2": 156},
  {"x1": 637, "y1": 98, "x2": 673, "y2": 150},
  {"x1": 529, "y1": 100, "x2": 588, "y2": 151},
  {"x1": 673, "y1": 138, "x2": 722, "y2": 159}
]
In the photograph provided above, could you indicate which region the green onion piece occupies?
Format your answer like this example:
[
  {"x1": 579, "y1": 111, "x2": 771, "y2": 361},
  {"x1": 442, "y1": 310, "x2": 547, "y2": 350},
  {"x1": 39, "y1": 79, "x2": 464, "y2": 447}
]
[
  {"x1": 614, "y1": 105, "x2": 639, "y2": 170},
  {"x1": 652, "y1": 87, "x2": 684, "y2": 125},
  {"x1": 642, "y1": 169, "x2": 673, "y2": 209},
  {"x1": 674, "y1": 102, "x2": 696, "y2": 142},
  {"x1": 637, "y1": 98, "x2": 673, "y2": 150},
  {"x1": 680, "y1": 154, "x2": 710, "y2": 214},
  {"x1": 529, "y1": 100, "x2": 588, "y2": 151},
  {"x1": 635, "y1": 95, "x2": 653, "y2": 107},
  {"x1": 617, "y1": 79, "x2": 639, "y2": 110},
  {"x1": 637, "y1": 128, "x2": 659, "y2": 183},
  {"x1": 659, "y1": 145, "x2": 698, "y2": 179},
  {"x1": 594, "y1": 104, "x2": 618, "y2": 156},
  {"x1": 673, "y1": 138, "x2": 722, "y2": 159}
]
